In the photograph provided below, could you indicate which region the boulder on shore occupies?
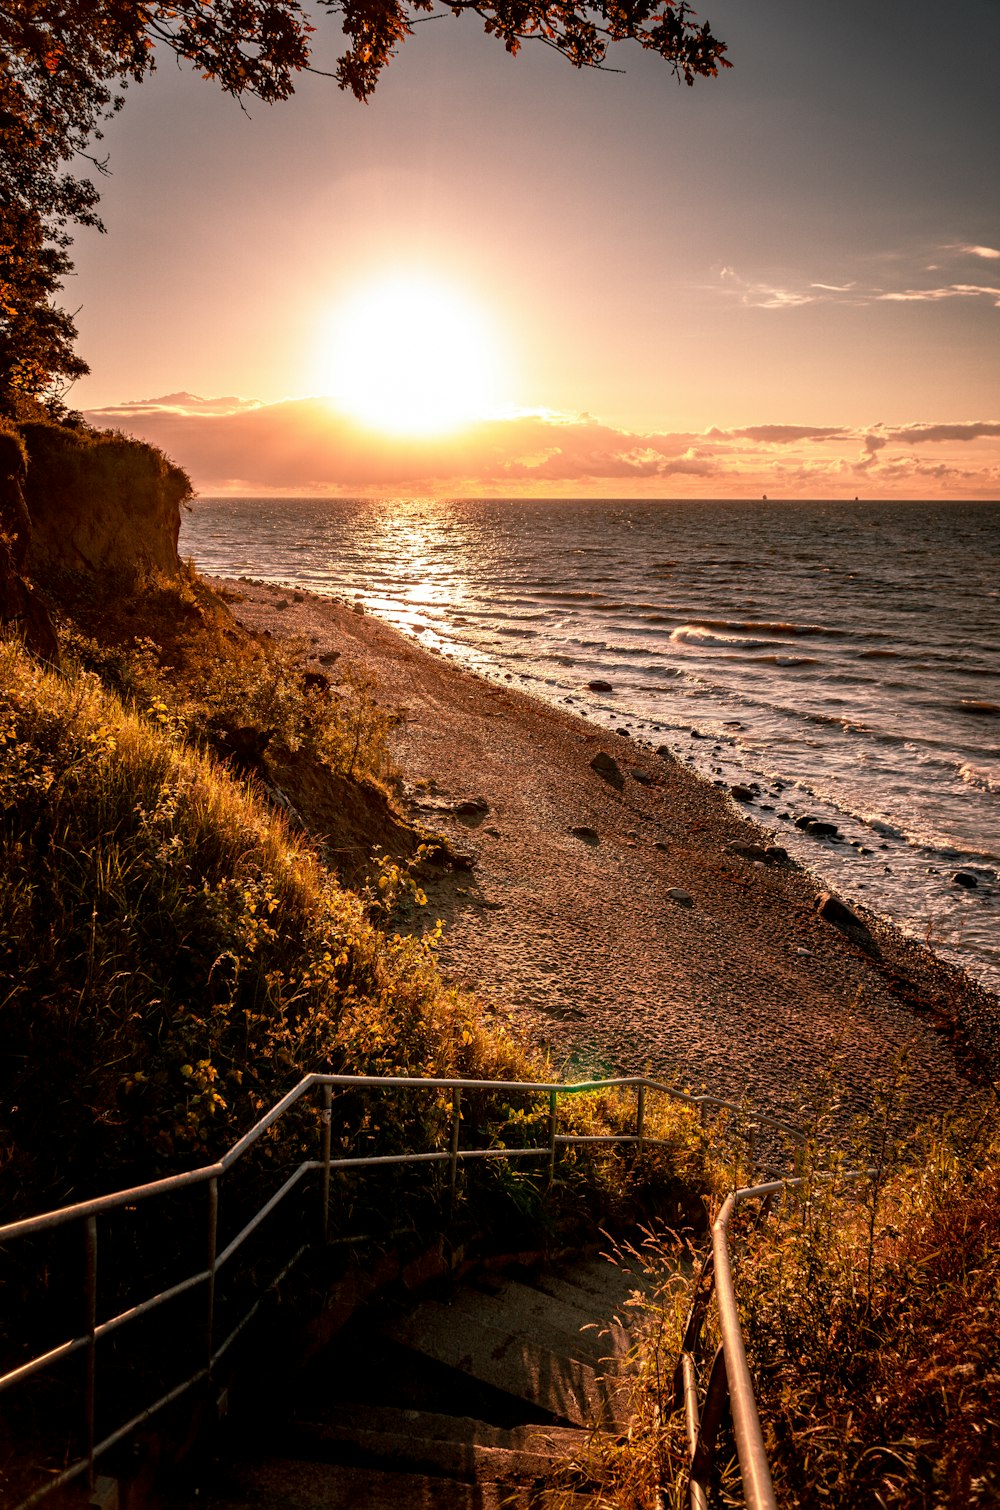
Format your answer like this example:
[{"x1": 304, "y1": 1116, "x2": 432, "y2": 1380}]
[
  {"x1": 590, "y1": 751, "x2": 625, "y2": 790},
  {"x1": 796, "y1": 816, "x2": 840, "y2": 838},
  {"x1": 815, "y1": 891, "x2": 871, "y2": 939}
]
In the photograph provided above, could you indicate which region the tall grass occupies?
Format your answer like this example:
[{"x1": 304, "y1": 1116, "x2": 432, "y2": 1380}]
[
  {"x1": 554, "y1": 1100, "x2": 999, "y2": 1508},
  {"x1": 0, "y1": 639, "x2": 531, "y2": 1212},
  {"x1": 0, "y1": 638, "x2": 715, "y2": 1233}
]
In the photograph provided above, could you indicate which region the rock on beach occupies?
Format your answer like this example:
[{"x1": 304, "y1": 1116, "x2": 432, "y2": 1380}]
[{"x1": 589, "y1": 751, "x2": 625, "y2": 790}]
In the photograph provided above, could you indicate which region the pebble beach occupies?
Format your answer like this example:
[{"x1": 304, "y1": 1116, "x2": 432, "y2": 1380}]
[{"x1": 214, "y1": 575, "x2": 999, "y2": 1133}]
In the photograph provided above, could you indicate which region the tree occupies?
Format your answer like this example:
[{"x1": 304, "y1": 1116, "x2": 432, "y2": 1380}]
[{"x1": 0, "y1": 0, "x2": 728, "y2": 409}]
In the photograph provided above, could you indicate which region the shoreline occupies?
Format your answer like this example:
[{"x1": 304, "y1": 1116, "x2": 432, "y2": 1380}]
[{"x1": 213, "y1": 575, "x2": 999, "y2": 1127}]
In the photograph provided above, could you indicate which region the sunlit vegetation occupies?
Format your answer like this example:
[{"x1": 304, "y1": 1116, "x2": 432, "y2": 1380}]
[
  {"x1": 548, "y1": 1104, "x2": 1000, "y2": 1508},
  {"x1": 0, "y1": 634, "x2": 521, "y2": 1214},
  {"x1": 0, "y1": 624, "x2": 719, "y2": 1238}
]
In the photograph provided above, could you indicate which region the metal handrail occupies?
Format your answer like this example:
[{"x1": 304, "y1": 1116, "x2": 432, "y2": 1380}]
[
  {"x1": 676, "y1": 1165, "x2": 875, "y2": 1510},
  {"x1": 0, "y1": 1071, "x2": 795, "y2": 1510}
]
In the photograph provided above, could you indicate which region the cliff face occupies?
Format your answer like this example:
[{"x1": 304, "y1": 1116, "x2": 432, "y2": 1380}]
[{"x1": 20, "y1": 422, "x2": 191, "y2": 579}]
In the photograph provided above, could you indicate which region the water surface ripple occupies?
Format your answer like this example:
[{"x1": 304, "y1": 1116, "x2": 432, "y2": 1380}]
[{"x1": 182, "y1": 498, "x2": 1000, "y2": 994}]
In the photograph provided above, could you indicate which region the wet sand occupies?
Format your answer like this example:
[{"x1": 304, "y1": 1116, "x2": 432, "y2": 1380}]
[{"x1": 214, "y1": 576, "x2": 998, "y2": 1131}]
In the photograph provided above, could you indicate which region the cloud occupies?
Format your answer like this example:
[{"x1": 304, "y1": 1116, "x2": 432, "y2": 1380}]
[
  {"x1": 881, "y1": 420, "x2": 1000, "y2": 444},
  {"x1": 711, "y1": 425, "x2": 848, "y2": 445},
  {"x1": 878, "y1": 284, "x2": 1000, "y2": 307},
  {"x1": 83, "y1": 395, "x2": 1000, "y2": 499},
  {"x1": 719, "y1": 245, "x2": 1000, "y2": 314},
  {"x1": 99, "y1": 392, "x2": 261, "y2": 417}
]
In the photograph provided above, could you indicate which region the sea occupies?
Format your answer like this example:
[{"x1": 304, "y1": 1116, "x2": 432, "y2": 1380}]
[{"x1": 180, "y1": 497, "x2": 1000, "y2": 995}]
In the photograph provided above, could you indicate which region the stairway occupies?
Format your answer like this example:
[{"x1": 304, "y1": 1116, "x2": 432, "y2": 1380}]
[{"x1": 201, "y1": 1254, "x2": 646, "y2": 1508}]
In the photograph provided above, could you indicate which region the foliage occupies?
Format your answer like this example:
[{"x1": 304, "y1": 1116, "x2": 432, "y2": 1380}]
[
  {"x1": 18, "y1": 414, "x2": 193, "y2": 515},
  {"x1": 0, "y1": 205, "x2": 89, "y2": 414},
  {"x1": 0, "y1": 0, "x2": 727, "y2": 407},
  {"x1": 736, "y1": 1104, "x2": 1000, "y2": 1508},
  {"x1": 566, "y1": 1097, "x2": 1000, "y2": 1508},
  {"x1": 57, "y1": 572, "x2": 397, "y2": 789},
  {"x1": 0, "y1": 637, "x2": 533, "y2": 1212}
]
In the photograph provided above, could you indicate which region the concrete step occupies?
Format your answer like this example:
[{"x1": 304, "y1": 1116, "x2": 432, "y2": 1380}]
[
  {"x1": 287, "y1": 1401, "x2": 591, "y2": 1457},
  {"x1": 534, "y1": 1255, "x2": 650, "y2": 1315},
  {"x1": 205, "y1": 1455, "x2": 594, "y2": 1509},
  {"x1": 284, "y1": 1413, "x2": 575, "y2": 1483},
  {"x1": 379, "y1": 1299, "x2": 629, "y2": 1429},
  {"x1": 204, "y1": 1454, "x2": 514, "y2": 1508},
  {"x1": 414, "y1": 1276, "x2": 632, "y2": 1371},
  {"x1": 202, "y1": 1254, "x2": 648, "y2": 1510}
]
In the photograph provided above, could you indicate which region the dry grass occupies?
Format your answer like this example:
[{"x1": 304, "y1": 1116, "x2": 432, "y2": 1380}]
[
  {"x1": 549, "y1": 1099, "x2": 1000, "y2": 1508},
  {"x1": 0, "y1": 637, "x2": 535, "y2": 1213}
]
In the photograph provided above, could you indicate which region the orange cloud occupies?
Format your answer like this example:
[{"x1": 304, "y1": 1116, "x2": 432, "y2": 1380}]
[{"x1": 82, "y1": 396, "x2": 1000, "y2": 499}]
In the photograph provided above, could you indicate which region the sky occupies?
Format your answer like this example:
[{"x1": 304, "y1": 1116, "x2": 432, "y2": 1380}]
[{"x1": 71, "y1": 0, "x2": 1000, "y2": 497}]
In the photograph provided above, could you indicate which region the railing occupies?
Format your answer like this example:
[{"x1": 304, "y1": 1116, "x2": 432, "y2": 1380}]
[
  {"x1": 0, "y1": 1071, "x2": 802, "y2": 1510},
  {"x1": 674, "y1": 1166, "x2": 873, "y2": 1510}
]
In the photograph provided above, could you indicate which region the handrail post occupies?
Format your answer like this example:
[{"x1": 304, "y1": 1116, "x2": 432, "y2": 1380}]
[
  {"x1": 636, "y1": 1083, "x2": 646, "y2": 1154},
  {"x1": 688, "y1": 1344, "x2": 728, "y2": 1508},
  {"x1": 448, "y1": 1087, "x2": 461, "y2": 1211},
  {"x1": 205, "y1": 1177, "x2": 218, "y2": 1379},
  {"x1": 320, "y1": 1082, "x2": 332, "y2": 1243},
  {"x1": 83, "y1": 1215, "x2": 98, "y2": 1491},
  {"x1": 547, "y1": 1090, "x2": 558, "y2": 1186}
]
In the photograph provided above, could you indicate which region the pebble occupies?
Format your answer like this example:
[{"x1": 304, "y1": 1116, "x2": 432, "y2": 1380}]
[{"x1": 667, "y1": 887, "x2": 694, "y2": 907}]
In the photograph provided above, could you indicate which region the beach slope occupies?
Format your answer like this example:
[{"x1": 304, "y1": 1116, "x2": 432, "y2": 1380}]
[{"x1": 217, "y1": 577, "x2": 997, "y2": 1128}]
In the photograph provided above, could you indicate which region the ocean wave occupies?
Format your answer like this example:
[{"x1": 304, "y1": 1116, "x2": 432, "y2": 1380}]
[
  {"x1": 957, "y1": 700, "x2": 1000, "y2": 716},
  {"x1": 706, "y1": 617, "x2": 846, "y2": 636},
  {"x1": 530, "y1": 589, "x2": 607, "y2": 603},
  {"x1": 752, "y1": 654, "x2": 820, "y2": 667},
  {"x1": 959, "y1": 762, "x2": 1000, "y2": 794},
  {"x1": 670, "y1": 626, "x2": 794, "y2": 652}
]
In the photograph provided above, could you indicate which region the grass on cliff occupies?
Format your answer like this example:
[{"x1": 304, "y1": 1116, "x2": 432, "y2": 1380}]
[
  {"x1": 55, "y1": 565, "x2": 417, "y2": 880},
  {"x1": 0, "y1": 636, "x2": 518, "y2": 1211},
  {"x1": 0, "y1": 635, "x2": 714, "y2": 1225}
]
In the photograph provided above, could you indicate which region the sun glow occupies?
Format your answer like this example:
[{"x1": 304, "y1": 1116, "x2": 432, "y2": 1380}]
[{"x1": 317, "y1": 274, "x2": 509, "y2": 436}]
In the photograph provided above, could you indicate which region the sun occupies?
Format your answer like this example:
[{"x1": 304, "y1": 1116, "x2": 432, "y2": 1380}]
[{"x1": 318, "y1": 274, "x2": 508, "y2": 436}]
